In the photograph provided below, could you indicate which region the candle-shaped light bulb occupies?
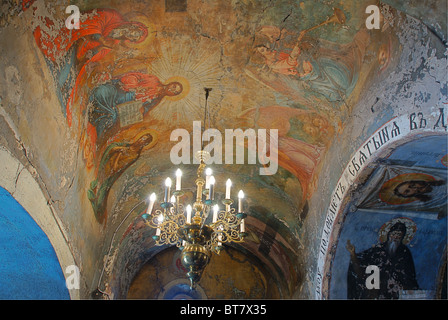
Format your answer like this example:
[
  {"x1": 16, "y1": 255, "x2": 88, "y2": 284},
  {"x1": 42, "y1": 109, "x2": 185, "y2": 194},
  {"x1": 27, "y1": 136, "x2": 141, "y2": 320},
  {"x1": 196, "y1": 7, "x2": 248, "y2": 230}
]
[
  {"x1": 156, "y1": 213, "x2": 163, "y2": 236},
  {"x1": 175, "y1": 169, "x2": 182, "y2": 191},
  {"x1": 238, "y1": 190, "x2": 244, "y2": 213},
  {"x1": 205, "y1": 168, "x2": 212, "y2": 189},
  {"x1": 169, "y1": 195, "x2": 176, "y2": 214},
  {"x1": 225, "y1": 179, "x2": 232, "y2": 199},
  {"x1": 209, "y1": 176, "x2": 215, "y2": 200},
  {"x1": 238, "y1": 190, "x2": 245, "y2": 232},
  {"x1": 240, "y1": 218, "x2": 245, "y2": 233},
  {"x1": 186, "y1": 205, "x2": 192, "y2": 224},
  {"x1": 164, "y1": 177, "x2": 172, "y2": 202},
  {"x1": 165, "y1": 177, "x2": 172, "y2": 187},
  {"x1": 213, "y1": 204, "x2": 219, "y2": 223},
  {"x1": 146, "y1": 193, "x2": 156, "y2": 214}
]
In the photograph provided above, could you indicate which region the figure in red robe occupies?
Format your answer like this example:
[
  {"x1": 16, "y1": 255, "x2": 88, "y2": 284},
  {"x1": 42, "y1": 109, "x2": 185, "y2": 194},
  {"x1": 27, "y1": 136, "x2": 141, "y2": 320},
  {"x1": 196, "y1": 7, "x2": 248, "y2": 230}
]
[
  {"x1": 33, "y1": 8, "x2": 148, "y2": 126},
  {"x1": 85, "y1": 72, "x2": 182, "y2": 162}
]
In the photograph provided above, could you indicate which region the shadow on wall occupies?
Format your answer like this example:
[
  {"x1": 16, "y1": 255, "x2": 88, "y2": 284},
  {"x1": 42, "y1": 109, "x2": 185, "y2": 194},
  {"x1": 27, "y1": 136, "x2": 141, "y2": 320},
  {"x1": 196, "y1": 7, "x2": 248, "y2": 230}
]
[{"x1": 0, "y1": 186, "x2": 70, "y2": 300}]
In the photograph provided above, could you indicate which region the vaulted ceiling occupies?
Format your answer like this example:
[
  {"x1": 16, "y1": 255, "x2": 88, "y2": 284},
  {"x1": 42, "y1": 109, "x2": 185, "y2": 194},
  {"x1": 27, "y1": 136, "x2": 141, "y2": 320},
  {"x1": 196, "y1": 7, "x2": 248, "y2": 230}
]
[{"x1": 0, "y1": 0, "x2": 446, "y2": 299}]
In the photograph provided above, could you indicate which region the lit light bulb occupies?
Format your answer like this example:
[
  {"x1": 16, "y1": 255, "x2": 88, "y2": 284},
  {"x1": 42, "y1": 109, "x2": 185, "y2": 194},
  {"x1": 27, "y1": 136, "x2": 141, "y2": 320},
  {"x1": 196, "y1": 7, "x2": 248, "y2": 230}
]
[
  {"x1": 209, "y1": 176, "x2": 215, "y2": 200},
  {"x1": 146, "y1": 193, "x2": 156, "y2": 215},
  {"x1": 225, "y1": 179, "x2": 232, "y2": 199},
  {"x1": 175, "y1": 169, "x2": 182, "y2": 190},
  {"x1": 165, "y1": 177, "x2": 172, "y2": 187},
  {"x1": 186, "y1": 204, "x2": 192, "y2": 223},
  {"x1": 164, "y1": 177, "x2": 172, "y2": 202},
  {"x1": 213, "y1": 204, "x2": 219, "y2": 223},
  {"x1": 205, "y1": 168, "x2": 212, "y2": 188},
  {"x1": 238, "y1": 190, "x2": 244, "y2": 213}
]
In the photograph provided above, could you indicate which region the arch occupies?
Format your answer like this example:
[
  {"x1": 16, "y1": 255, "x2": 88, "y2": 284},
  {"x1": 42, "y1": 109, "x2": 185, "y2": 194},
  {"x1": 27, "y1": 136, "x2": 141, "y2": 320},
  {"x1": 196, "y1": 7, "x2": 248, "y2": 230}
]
[
  {"x1": 313, "y1": 109, "x2": 448, "y2": 298},
  {"x1": 0, "y1": 186, "x2": 70, "y2": 299},
  {"x1": 0, "y1": 146, "x2": 79, "y2": 299},
  {"x1": 320, "y1": 132, "x2": 447, "y2": 299}
]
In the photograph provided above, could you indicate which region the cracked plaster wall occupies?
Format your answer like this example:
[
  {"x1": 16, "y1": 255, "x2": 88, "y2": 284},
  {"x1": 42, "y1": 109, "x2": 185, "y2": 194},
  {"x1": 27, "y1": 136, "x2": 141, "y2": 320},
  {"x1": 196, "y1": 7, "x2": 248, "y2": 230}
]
[
  {"x1": 302, "y1": 9, "x2": 447, "y2": 298},
  {"x1": 0, "y1": 3, "x2": 102, "y2": 298}
]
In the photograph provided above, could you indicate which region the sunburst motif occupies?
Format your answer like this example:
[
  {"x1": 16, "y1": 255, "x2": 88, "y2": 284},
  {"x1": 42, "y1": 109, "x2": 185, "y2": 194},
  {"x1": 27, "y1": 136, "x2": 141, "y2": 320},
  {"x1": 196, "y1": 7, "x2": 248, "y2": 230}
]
[{"x1": 146, "y1": 38, "x2": 225, "y2": 126}]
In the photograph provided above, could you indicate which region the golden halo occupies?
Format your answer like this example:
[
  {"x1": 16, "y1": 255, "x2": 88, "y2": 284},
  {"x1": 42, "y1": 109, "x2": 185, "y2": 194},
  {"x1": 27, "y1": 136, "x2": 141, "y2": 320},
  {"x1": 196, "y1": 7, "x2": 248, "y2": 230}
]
[
  {"x1": 131, "y1": 128, "x2": 159, "y2": 152},
  {"x1": 379, "y1": 172, "x2": 436, "y2": 205},
  {"x1": 123, "y1": 12, "x2": 157, "y2": 49},
  {"x1": 378, "y1": 217, "x2": 417, "y2": 245},
  {"x1": 163, "y1": 76, "x2": 190, "y2": 101},
  {"x1": 441, "y1": 154, "x2": 447, "y2": 167}
]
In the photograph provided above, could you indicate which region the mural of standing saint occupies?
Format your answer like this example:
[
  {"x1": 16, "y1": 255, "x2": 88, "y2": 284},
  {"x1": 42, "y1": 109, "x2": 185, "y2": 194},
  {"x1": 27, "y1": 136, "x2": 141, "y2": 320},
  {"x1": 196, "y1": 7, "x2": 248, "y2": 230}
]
[
  {"x1": 87, "y1": 131, "x2": 156, "y2": 223},
  {"x1": 345, "y1": 219, "x2": 419, "y2": 299}
]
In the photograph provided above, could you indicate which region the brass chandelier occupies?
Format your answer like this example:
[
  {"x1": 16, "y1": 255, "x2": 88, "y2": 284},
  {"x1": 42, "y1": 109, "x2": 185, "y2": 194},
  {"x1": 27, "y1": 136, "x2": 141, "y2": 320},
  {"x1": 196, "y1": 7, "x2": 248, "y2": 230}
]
[{"x1": 141, "y1": 89, "x2": 247, "y2": 289}]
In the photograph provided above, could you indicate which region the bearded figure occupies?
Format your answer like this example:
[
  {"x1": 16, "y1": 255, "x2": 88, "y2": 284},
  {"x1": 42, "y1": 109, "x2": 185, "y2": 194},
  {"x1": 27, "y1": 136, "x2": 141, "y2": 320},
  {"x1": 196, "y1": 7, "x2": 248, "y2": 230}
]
[{"x1": 346, "y1": 222, "x2": 419, "y2": 299}]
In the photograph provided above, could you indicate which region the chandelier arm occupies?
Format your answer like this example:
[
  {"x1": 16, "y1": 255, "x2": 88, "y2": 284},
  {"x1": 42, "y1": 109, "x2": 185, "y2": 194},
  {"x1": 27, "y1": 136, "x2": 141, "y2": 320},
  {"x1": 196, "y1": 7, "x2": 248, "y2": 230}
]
[
  {"x1": 156, "y1": 220, "x2": 181, "y2": 245},
  {"x1": 171, "y1": 213, "x2": 186, "y2": 227},
  {"x1": 144, "y1": 209, "x2": 165, "y2": 229},
  {"x1": 210, "y1": 228, "x2": 244, "y2": 247},
  {"x1": 213, "y1": 208, "x2": 240, "y2": 227},
  {"x1": 167, "y1": 202, "x2": 186, "y2": 226}
]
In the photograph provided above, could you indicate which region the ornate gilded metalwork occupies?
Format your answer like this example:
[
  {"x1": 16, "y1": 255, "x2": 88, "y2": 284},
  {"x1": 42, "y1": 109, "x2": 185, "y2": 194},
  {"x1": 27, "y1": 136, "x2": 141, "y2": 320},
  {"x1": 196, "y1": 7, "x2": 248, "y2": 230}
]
[{"x1": 141, "y1": 150, "x2": 246, "y2": 288}]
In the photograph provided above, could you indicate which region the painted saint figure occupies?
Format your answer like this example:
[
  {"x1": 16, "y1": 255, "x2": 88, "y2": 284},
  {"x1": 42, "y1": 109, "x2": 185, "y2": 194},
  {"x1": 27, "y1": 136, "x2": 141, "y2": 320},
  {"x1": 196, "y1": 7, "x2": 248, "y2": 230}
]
[
  {"x1": 87, "y1": 72, "x2": 183, "y2": 145},
  {"x1": 251, "y1": 23, "x2": 370, "y2": 106},
  {"x1": 346, "y1": 221, "x2": 419, "y2": 299},
  {"x1": 255, "y1": 30, "x2": 313, "y2": 77},
  {"x1": 33, "y1": 8, "x2": 149, "y2": 125},
  {"x1": 393, "y1": 179, "x2": 445, "y2": 202},
  {"x1": 87, "y1": 132, "x2": 154, "y2": 223},
  {"x1": 377, "y1": 172, "x2": 446, "y2": 211}
]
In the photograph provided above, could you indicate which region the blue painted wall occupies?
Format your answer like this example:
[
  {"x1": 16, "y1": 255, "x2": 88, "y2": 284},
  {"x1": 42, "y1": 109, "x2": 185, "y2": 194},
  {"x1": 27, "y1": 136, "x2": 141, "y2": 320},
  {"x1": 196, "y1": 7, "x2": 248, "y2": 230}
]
[
  {"x1": 329, "y1": 135, "x2": 447, "y2": 299},
  {"x1": 0, "y1": 187, "x2": 70, "y2": 299}
]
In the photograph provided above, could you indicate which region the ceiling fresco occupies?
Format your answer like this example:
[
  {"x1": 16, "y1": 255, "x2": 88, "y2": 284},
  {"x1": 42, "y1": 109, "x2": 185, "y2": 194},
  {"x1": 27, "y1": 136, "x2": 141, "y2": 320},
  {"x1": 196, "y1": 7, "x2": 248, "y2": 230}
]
[
  {"x1": 126, "y1": 245, "x2": 282, "y2": 299},
  {"x1": 26, "y1": 0, "x2": 391, "y2": 227},
  {"x1": 0, "y1": 0, "x2": 446, "y2": 300}
]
